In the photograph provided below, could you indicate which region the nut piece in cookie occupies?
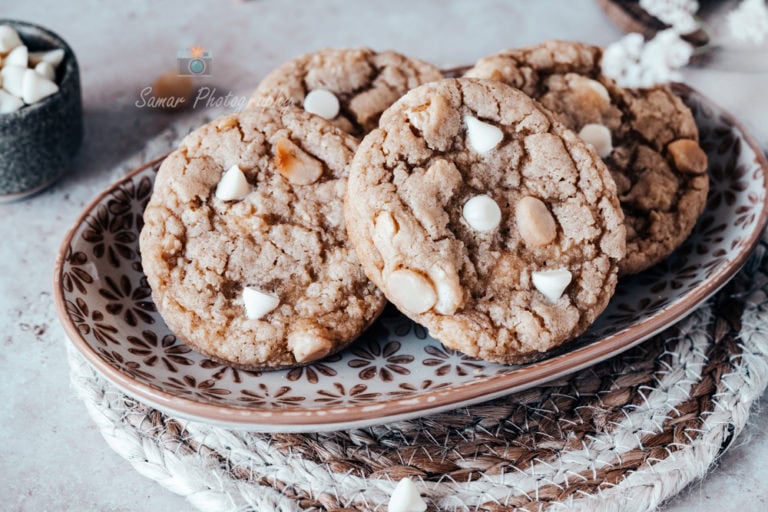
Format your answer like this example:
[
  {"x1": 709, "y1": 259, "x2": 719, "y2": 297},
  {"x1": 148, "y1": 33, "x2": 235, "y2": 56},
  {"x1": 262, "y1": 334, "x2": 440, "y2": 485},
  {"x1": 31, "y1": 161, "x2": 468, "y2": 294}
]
[
  {"x1": 140, "y1": 108, "x2": 386, "y2": 370},
  {"x1": 247, "y1": 48, "x2": 444, "y2": 137},
  {"x1": 466, "y1": 40, "x2": 710, "y2": 274},
  {"x1": 345, "y1": 78, "x2": 626, "y2": 364}
]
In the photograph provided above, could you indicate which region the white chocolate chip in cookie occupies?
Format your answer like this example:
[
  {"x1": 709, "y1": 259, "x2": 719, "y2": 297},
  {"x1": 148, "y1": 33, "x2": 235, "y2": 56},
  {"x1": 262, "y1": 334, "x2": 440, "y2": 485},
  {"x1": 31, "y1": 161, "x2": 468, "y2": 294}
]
[
  {"x1": 463, "y1": 194, "x2": 502, "y2": 232},
  {"x1": 242, "y1": 286, "x2": 280, "y2": 320},
  {"x1": 387, "y1": 269, "x2": 437, "y2": 314},
  {"x1": 374, "y1": 211, "x2": 399, "y2": 239},
  {"x1": 303, "y1": 89, "x2": 340, "y2": 120},
  {"x1": 465, "y1": 115, "x2": 503, "y2": 153},
  {"x1": 567, "y1": 74, "x2": 610, "y2": 106},
  {"x1": 578, "y1": 123, "x2": 613, "y2": 158},
  {"x1": 532, "y1": 269, "x2": 572, "y2": 303},
  {"x1": 288, "y1": 331, "x2": 333, "y2": 363},
  {"x1": 516, "y1": 196, "x2": 557, "y2": 247},
  {"x1": 215, "y1": 164, "x2": 251, "y2": 201},
  {"x1": 428, "y1": 263, "x2": 463, "y2": 315},
  {"x1": 274, "y1": 137, "x2": 324, "y2": 185}
]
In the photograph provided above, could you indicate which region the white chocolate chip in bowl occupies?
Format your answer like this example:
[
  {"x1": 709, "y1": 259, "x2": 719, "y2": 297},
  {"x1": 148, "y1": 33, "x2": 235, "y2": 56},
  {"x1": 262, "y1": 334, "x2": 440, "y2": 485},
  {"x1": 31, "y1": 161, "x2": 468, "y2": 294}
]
[
  {"x1": 288, "y1": 331, "x2": 333, "y2": 363},
  {"x1": 274, "y1": 137, "x2": 324, "y2": 185},
  {"x1": 462, "y1": 194, "x2": 502, "y2": 232},
  {"x1": 532, "y1": 269, "x2": 573, "y2": 303},
  {"x1": 4, "y1": 44, "x2": 28, "y2": 68},
  {"x1": 21, "y1": 68, "x2": 58, "y2": 104},
  {"x1": 35, "y1": 61, "x2": 56, "y2": 81},
  {"x1": 1, "y1": 65, "x2": 26, "y2": 97},
  {"x1": 387, "y1": 269, "x2": 437, "y2": 314},
  {"x1": 215, "y1": 164, "x2": 251, "y2": 201},
  {"x1": 0, "y1": 89, "x2": 23, "y2": 114},
  {"x1": 303, "y1": 89, "x2": 340, "y2": 120},
  {"x1": 465, "y1": 115, "x2": 503, "y2": 153},
  {"x1": 28, "y1": 48, "x2": 65, "y2": 67},
  {"x1": 388, "y1": 477, "x2": 427, "y2": 512},
  {"x1": 242, "y1": 286, "x2": 280, "y2": 320},
  {"x1": 578, "y1": 123, "x2": 613, "y2": 158},
  {"x1": 0, "y1": 25, "x2": 22, "y2": 53}
]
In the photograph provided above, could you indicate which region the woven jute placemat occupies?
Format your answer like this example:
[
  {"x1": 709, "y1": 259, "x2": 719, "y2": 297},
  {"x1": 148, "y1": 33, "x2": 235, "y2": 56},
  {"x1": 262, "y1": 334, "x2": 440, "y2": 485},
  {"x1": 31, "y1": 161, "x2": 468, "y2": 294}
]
[
  {"x1": 67, "y1": 234, "x2": 768, "y2": 512},
  {"x1": 66, "y1": 111, "x2": 768, "y2": 512}
]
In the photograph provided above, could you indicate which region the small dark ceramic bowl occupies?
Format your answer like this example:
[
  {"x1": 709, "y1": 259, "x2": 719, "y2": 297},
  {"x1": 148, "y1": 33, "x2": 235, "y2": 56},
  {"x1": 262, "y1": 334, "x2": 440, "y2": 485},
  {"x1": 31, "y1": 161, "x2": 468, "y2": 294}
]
[{"x1": 0, "y1": 20, "x2": 83, "y2": 201}]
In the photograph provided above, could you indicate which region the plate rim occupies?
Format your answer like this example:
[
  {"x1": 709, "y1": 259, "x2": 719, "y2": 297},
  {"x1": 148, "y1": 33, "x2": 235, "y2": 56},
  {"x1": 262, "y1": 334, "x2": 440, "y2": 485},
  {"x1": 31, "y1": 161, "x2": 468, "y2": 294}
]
[{"x1": 53, "y1": 84, "x2": 768, "y2": 429}]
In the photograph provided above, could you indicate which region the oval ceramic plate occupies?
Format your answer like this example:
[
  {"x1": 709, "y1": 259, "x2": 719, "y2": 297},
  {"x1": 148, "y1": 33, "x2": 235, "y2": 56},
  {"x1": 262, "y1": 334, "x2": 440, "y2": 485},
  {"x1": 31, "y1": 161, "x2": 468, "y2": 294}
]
[{"x1": 55, "y1": 85, "x2": 768, "y2": 432}]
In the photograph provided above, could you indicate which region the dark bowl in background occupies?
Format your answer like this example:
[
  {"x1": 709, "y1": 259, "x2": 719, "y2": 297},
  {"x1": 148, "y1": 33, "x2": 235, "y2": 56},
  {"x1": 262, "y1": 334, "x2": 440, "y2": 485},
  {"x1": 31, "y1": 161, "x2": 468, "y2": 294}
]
[{"x1": 0, "y1": 20, "x2": 83, "y2": 201}]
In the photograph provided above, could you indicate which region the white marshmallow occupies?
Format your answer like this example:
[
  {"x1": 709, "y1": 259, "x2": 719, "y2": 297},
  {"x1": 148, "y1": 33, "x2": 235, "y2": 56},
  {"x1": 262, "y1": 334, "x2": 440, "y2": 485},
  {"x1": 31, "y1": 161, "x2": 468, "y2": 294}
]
[
  {"x1": 4, "y1": 45, "x2": 27, "y2": 68},
  {"x1": 28, "y1": 48, "x2": 64, "y2": 67},
  {"x1": 388, "y1": 478, "x2": 427, "y2": 512},
  {"x1": 578, "y1": 123, "x2": 613, "y2": 158},
  {"x1": 462, "y1": 194, "x2": 502, "y2": 232},
  {"x1": 215, "y1": 165, "x2": 251, "y2": 201},
  {"x1": 34, "y1": 61, "x2": 55, "y2": 81},
  {"x1": 0, "y1": 89, "x2": 23, "y2": 113},
  {"x1": 0, "y1": 25, "x2": 22, "y2": 53},
  {"x1": 1, "y1": 65, "x2": 26, "y2": 97},
  {"x1": 21, "y1": 69, "x2": 58, "y2": 104},
  {"x1": 532, "y1": 269, "x2": 573, "y2": 303},
  {"x1": 242, "y1": 287, "x2": 280, "y2": 320},
  {"x1": 303, "y1": 89, "x2": 339, "y2": 120},
  {"x1": 465, "y1": 115, "x2": 503, "y2": 153}
]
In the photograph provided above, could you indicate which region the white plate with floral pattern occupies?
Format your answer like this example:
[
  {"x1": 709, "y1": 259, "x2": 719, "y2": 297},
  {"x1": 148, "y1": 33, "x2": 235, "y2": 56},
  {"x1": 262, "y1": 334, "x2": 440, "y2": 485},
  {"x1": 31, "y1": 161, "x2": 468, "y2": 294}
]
[{"x1": 55, "y1": 85, "x2": 768, "y2": 432}]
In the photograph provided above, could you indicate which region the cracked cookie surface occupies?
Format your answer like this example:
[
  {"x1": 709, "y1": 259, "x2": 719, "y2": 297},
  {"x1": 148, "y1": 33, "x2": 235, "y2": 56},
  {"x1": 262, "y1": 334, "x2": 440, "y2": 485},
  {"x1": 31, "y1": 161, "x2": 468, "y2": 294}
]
[
  {"x1": 246, "y1": 48, "x2": 443, "y2": 137},
  {"x1": 139, "y1": 108, "x2": 385, "y2": 370},
  {"x1": 466, "y1": 40, "x2": 709, "y2": 274},
  {"x1": 344, "y1": 78, "x2": 626, "y2": 364}
]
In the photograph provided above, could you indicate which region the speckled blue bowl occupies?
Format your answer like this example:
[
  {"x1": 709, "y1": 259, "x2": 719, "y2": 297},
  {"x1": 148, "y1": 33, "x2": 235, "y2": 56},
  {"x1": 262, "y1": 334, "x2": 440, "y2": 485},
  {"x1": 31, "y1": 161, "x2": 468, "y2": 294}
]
[{"x1": 0, "y1": 20, "x2": 83, "y2": 201}]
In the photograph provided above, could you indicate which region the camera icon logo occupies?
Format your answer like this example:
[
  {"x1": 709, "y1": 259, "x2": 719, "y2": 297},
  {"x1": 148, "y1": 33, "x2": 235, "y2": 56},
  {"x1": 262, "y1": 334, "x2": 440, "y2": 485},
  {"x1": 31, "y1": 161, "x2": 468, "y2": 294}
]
[{"x1": 177, "y1": 45, "x2": 212, "y2": 77}]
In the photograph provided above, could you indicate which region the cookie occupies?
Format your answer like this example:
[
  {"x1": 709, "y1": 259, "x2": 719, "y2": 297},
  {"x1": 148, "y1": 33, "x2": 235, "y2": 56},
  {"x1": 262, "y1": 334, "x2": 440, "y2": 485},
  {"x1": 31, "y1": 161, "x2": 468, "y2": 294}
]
[
  {"x1": 344, "y1": 78, "x2": 626, "y2": 364},
  {"x1": 246, "y1": 48, "x2": 443, "y2": 137},
  {"x1": 139, "y1": 108, "x2": 385, "y2": 369},
  {"x1": 466, "y1": 40, "x2": 709, "y2": 274}
]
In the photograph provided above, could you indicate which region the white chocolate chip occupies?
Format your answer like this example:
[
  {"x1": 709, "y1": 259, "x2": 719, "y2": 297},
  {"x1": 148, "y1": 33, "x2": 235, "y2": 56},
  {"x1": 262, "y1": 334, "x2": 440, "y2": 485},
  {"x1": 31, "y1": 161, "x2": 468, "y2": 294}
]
[
  {"x1": 568, "y1": 75, "x2": 610, "y2": 104},
  {"x1": 374, "y1": 211, "x2": 399, "y2": 240},
  {"x1": 28, "y1": 48, "x2": 65, "y2": 67},
  {"x1": 0, "y1": 89, "x2": 23, "y2": 113},
  {"x1": 242, "y1": 286, "x2": 280, "y2": 320},
  {"x1": 532, "y1": 269, "x2": 573, "y2": 303},
  {"x1": 21, "y1": 68, "x2": 58, "y2": 104},
  {"x1": 4, "y1": 45, "x2": 27, "y2": 68},
  {"x1": 34, "y1": 61, "x2": 55, "y2": 81},
  {"x1": 516, "y1": 196, "x2": 557, "y2": 247},
  {"x1": 388, "y1": 478, "x2": 427, "y2": 512},
  {"x1": 578, "y1": 123, "x2": 613, "y2": 158},
  {"x1": 465, "y1": 115, "x2": 504, "y2": 153},
  {"x1": 288, "y1": 331, "x2": 333, "y2": 363},
  {"x1": 215, "y1": 164, "x2": 251, "y2": 201},
  {"x1": 387, "y1": 269, "x2": 437, "y2": 314},
  {"x1": 462, "y1": 194, "x2": 502, "y2": 232},
  {"x1": 0, "y1": 26, "x2": 22, "y2": 53},
  {"x1": 274, "y1": 137, "x2": 324, "y2": 185},
  {"x1": 303, "y1": 89, "x2": 340, "y2": 120},
  {"x1": 1, "y1": 65, "x2": 26, "y2": 97},
  {"x1": 428, "y1": 264, "x2": 463, "y2": 315}
]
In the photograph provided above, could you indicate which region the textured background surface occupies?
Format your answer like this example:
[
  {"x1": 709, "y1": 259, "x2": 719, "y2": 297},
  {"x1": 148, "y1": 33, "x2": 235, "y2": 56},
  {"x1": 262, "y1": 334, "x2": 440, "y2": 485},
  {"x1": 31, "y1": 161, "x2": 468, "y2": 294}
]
[{"x1": 0, "y1": 0, "x2": 766, "y2": 510}]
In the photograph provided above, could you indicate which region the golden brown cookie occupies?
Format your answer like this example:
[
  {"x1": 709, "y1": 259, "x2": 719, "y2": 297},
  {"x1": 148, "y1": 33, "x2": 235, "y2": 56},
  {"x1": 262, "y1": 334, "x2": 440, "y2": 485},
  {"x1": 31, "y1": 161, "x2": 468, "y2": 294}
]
[
  {"x1": 466, "y1": 40, "x2": 709, "y2": 274},
  {"x1": 140, "y1": 108, "x2": 385, "y2": 370},
  {"x1": 344, "y1": 78, "x2": 626, "y2": 364},
  {"x1": 246, "y1": 48, "x2": 443, "y2": 137}
]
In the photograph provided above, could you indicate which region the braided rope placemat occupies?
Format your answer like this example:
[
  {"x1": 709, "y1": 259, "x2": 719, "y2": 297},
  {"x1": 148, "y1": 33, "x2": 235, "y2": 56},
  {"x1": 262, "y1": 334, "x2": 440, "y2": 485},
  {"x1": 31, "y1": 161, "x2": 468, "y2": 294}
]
[{"x1": 67, "y1": 225, "x2": 768, "y2": 511}]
